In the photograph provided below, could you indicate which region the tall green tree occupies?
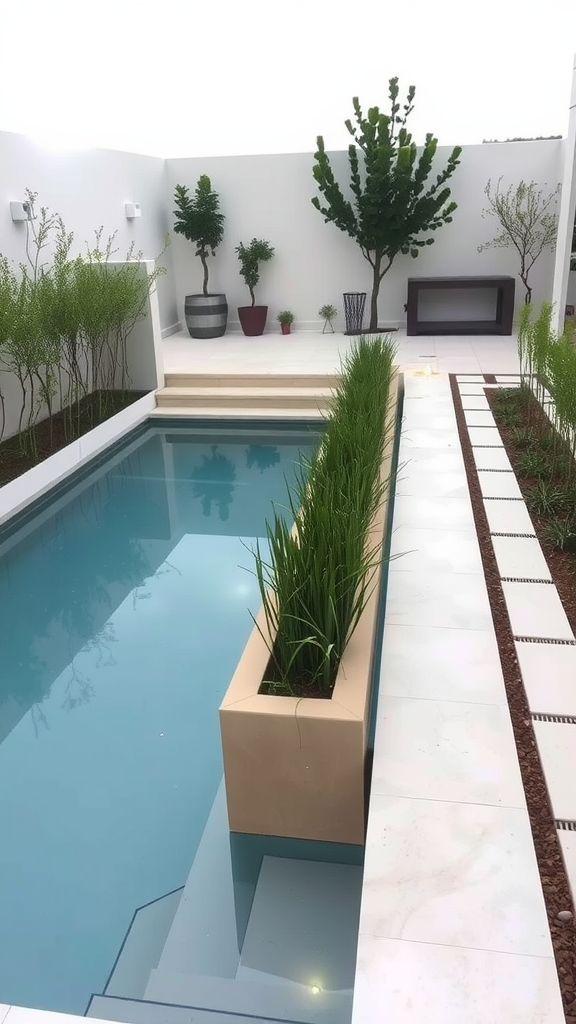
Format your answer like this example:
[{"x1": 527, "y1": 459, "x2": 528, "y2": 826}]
[
  {"x1": 312, "y1": 79, "x2": 462, "y2": 331},
  {"x1": 173, "y1": 176, "x2": 224, "y2": 296}
]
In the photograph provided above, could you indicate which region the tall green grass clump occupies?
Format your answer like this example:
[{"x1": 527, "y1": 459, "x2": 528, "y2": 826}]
[{"x1": 253, "y1": 336, "x2": 396, "y2": 696}]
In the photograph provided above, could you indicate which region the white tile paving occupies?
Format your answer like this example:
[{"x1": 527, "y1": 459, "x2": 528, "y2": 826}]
[
  {"x1": 515, "y1": 641, "x2": 576, "y2": 716},
  {"x1": 502, "y1": 581, "x2": 574, "y2": 641},
  {"x1": 467, "y1": 426, "x2": 504, "y2": 447},
  {"x1": 484, "y1": 499, "x2": 536, "y2": 535},
  {"x1": 460, "y1": 395, "x2": 491, "y2": 411},
  {"x1": 353, "y1": 939, "x2": 563, "y2": 1024},
  {"x1": 359, "y1": 795, "x2": 552, "y2": 956},
  {"x1": 464, "y1": 409, "x2": 496, "y2": 427},
  {"x1": 371, "y1": 696, "x2": 525, "y2": 807},
  {"x1": 354, "y1": 372, "x2": 559, "y2": 1024},
  {"x1": 491, "y1": 536, "x2": 551, "y2": 581},
  {"x1": 531, "y1": 720, "x2": 576, "y2": 821},
  {"x1": 478, "y1": 473, "x2": 523, "y2": 498},
  {"x1": 379, "y1": 624, "x2": 507, "y2": 705},
  {"x1": 472, "y1": 447, "x2": 513, "y2": 471},
  {"x1": 390, "y1": 526, "x2": 482, "y2": 574}
]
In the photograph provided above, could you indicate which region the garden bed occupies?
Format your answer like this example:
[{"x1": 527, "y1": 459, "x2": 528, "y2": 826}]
[
  {"x1": 0, "y1": 390, "x2": 147, "y2": 486},
  {"x1": 451, "y1": 374, "x2": 576, "y2": 1023}
]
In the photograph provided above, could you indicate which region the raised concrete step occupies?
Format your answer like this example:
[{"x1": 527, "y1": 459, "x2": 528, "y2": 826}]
[
  {"x1": 156, "y1": 387, "x2": 332, "y2": 410},
  {"x1": 164, "y1": 373, "x2": 339, "y2": 389},
  {"x1": 149, "y1": 406, "x2": 325, "y2": 420}
]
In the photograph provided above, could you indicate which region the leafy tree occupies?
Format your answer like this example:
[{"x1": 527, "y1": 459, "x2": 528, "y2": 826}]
[
  {"x1": 173, "y1": 176, "x2": 224, "y2": 296},
  {"x1": 478, "y1": 178, "x2": 560, "y2": 304},
  {"x1": 312, "y1": 79, "x2": 462, "y2": 331},
  {"x1": 236, "y1": 239, "x2": 275, "y2": 306}
]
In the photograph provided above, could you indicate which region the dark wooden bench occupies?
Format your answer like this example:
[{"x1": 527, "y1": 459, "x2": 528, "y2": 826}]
[{"x1": 406, "y1": 276, "x2": 515, "y2": 336}]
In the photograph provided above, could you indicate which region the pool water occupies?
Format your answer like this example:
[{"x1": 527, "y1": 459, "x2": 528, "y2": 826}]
[{"x1": 0, "y1": 422, "x2": 319, "y2": 1015}]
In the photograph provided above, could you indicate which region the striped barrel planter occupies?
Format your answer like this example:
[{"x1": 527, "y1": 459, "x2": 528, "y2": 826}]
[{"x1": 184, "y1": 293, "x2": 228, "y2": 339}]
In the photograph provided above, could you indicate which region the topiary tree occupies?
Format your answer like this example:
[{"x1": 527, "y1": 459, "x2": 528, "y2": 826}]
[
  {"x1": 477, "y1": 178, "x2": 560, "y2": 304},
  {"x1": 235, "y1": 239, "x2": 275, "y2": 306},
  {"x1": 312, "y1": 79, "x2": 462, "y2": 331},
  {"x1": 173, "y1": 176, "x2": 224, "y2": 296}
]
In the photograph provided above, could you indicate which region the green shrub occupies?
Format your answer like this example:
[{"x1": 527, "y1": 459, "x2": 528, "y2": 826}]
[{"x1": 252, "y1": 335, "x2": 396, "y2": 696}]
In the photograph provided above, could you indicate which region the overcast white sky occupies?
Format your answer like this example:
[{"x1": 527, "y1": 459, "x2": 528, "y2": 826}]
[{"x1": 0, "y1": 0, "x2": 575, "y2": 157}]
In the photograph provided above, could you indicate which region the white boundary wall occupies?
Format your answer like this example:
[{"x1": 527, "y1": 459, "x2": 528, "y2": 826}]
[{"x1": 166, "y1": 141, "x2": 564, "y2": 332}]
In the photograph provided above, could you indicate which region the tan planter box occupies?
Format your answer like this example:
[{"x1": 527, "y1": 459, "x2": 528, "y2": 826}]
[{"x1": 219, "y1": 372, "x2": 399, "y2": 845}]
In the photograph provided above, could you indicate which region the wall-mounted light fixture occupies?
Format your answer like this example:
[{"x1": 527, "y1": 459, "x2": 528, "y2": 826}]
[
  {"x1": 10, "y1": 200, "x2": 35, "y2": 222},
  {"x1": 124, "y1": 202, "x2": 141, "y2": 220}
]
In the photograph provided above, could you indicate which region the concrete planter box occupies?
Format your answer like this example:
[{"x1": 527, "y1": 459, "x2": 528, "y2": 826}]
[{"x1": 219, "y1": 373, "x2": 399, "y2": 845}]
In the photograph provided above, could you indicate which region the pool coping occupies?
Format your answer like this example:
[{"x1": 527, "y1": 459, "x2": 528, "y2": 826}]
[{"x1": 351, "y1": 372, "x2": 565, "y2": 1024}]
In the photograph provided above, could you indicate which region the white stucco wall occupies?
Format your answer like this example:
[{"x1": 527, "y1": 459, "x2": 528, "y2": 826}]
[
  {"x1": 0, "y1": 131, "x2": 178, "y2": 332},
  {"x1": 166, "y1": 140, "x2": 564, "y2": 331}
]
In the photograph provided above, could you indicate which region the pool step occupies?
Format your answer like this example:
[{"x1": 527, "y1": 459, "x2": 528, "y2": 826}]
[
  {"x1": 86, "y1": 993, "x2": 295, "y2": 1024},
  {"x1": 155, "y1": 386, "x2": 333, "y2": 411},
  {"x1": 149, "y1": 405, "x2": 325, "y2": 420},
  {"x1": 164, "y1": 373, "x2": 339, "y2": 389}
]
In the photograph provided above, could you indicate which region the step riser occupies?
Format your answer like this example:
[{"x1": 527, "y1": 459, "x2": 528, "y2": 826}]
[
  {"x1": 157, "y1": 396, "x2": 330, "y2": 410},
  {"x1": 164, "y1": 374, "x2": 339, "y2": 389}
]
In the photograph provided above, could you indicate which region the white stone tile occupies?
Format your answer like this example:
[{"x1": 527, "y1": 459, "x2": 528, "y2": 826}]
[
  {"x1": 402, "y1": 411, "x2": 457, "y2": 431},
  {"x1": 4, "y1": 1012, "x2": 90, "y2": 1024},
  {"x1": 390, "y1": 526, "x2": 482, "y2": 574},
  {"x1": 515, "y1": 641, "x2": 576, "y2": 715},
  {"x1": 395, "y1": 452, "x2": 468, "y2": 498},
  {"x1": 468, "y1": 426, "x2": 504, "y2": 447},
  {"x1": 484, "y1": 499, "x2": 535, "y2": 535},
  {"x1": 360, "y1": 796, "x2": 551, "y2": 956},
  {"x1": 558, "y1": 830, "x2": 576, "y2": 904},
  {"x1": 455, "y1": 375, "x2": 486, "y2": 382},
  {"x1": 460, "y1": 395, "x2": 490, "y2": 410},
  {"x1": 458, "y1": 384, "x2": 489, "y2": 396},
  {"x1": 386, "y1": 571, "x2": 493, "y2": 631},
  {"x1": 502, "y1": 582, "x2": 574, "y2": 641},
  {"x1": 392, "y1": 495, "x2": 474, "y2": 530},
  {"x1": 0, "y1": 1008, "x2": 10, "y2": 1024},
  {"x1": 472, "y1": 447, "x2": 513, "y2": 471},
  {"x1": 379, "y1": 624, "x2": 507, "y2": 704},
  {"x1": 372, "y1": 697, "x2": 525, "y2": 808},
  {"x1": 352, "y1": 939, "x2": 563, "y2": 1024},
  {"x1": 532, "y1": 720, "x2": 576, "y2": 821},
  {"x1": 496, "y1": 375, "x2": 521, "y2": 383},
  {"x1": 464, "y1": 410, "x2": 496, "y2": 427},
  {"x1": 400, "y1": 427, "x2": 460, "y2": 449},
  {"x1": 479, "y1": 474, "x2": 523, "y2": 499},
  {"x1": 492, "y1": 536, "x2": 551, "y2": 581}
]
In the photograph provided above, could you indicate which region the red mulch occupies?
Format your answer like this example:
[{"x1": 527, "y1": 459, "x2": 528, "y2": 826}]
[
  {"x1": 450, "y1": 374, "x2": 576, "y2": 1021},
  {"x1": 0, "y1": 391, "x2": 147, "y2": 485}
]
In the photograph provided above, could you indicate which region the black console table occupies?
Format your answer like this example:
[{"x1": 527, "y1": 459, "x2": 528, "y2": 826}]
[{"x1": 406, "y1": 276, "x2": 515, "y2": 336}]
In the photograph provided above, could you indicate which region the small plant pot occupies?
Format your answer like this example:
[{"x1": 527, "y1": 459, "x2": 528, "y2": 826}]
[
  {"x1": 238, "y1": 305, "x2": 268, "y2": 337},
  {"x1": 281, "y1": 323, "x2": 291, "y2": 336}
]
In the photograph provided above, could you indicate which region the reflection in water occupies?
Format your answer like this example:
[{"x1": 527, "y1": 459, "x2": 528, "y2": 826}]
[
  {"x1": 245, "y1": 445, "x2": 281, "y2": 473},
  {"x1": 191, "y1": 445, "x2": 236, "y2": 521}
]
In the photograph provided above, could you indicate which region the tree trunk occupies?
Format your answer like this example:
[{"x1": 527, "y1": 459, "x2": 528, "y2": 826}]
[
  {"x1": 369, "y1": 256, "x2": 382, "y2": 331},
  {"x1": 201, "y1": 253, "x2": 209, "y2": 297}
]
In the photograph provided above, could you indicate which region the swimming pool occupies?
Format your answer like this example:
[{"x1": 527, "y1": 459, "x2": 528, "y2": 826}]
[{"x1": 0, "y1": 420, "x2": 322, "y2": 1015}]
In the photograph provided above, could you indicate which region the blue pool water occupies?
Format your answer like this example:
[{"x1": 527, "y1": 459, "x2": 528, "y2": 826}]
[{"x1": 0, "y1": 421, "x2": 318, "y2": 1015}]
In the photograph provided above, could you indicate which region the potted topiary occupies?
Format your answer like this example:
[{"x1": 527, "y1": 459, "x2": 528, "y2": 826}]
[
  {"x1": 319, "y1": 303, "x2": 337, "y2": 333},
  {"x1": 236, "y1": 238, "x2": 274, "y2": 336},
  {"x1": 277, "y1": 310, "x2": 294, "y2": 335},
  {"x1": 173, "y1": 176, "x2": 226, "y2": 339}
]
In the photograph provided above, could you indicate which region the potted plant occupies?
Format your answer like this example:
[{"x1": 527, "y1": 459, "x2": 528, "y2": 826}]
[
  {"x1": 236, "y1": 238, "x2": 274, "y2": 336},
  {"x1": 173, "y1": 177, "x2": 226, "y2": 339},
  {"x1": 319, "y1": 303, "x2": 337, "y2": 333},
  {"x1": 277, "y1": 310, "x2": 294, "y2": 335}
]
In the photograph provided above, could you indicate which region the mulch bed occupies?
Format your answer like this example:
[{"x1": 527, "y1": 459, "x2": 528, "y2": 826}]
[
  {"x1": 450, "y1": 373, "x2": 576, "y2": 1022},
  {"x1": 0, "y1": 390, "x2": 147, "y2": 486}
]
